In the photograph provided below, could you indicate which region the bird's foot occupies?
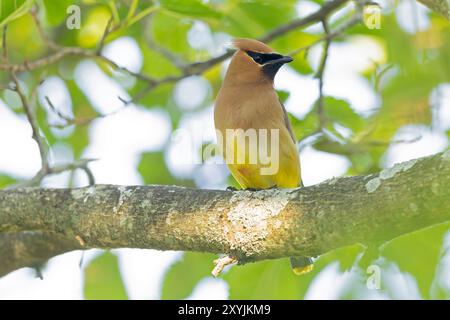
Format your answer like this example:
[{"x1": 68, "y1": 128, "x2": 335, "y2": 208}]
[
  {"x1": 226, "y1": 186, "x2": 262, "y2": 191},
  {"x1": 245, "y1": 185, "x2": 278, "y2": 191},
  {"x1": 244, "y1": 187, "x2": 262, "y2": 191},
  {"x1": 226, "y1": 186, "x2": 279, "y2": 191},
  {"x1": 212, "y1": 256, "x2": 237, "y2": 277}
]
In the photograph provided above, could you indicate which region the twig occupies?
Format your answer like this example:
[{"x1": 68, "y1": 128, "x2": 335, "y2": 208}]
[
  {"x1": 260, "y1": 0, "x2": 348, "y2": 43},
  {"x1": 367, "y1": 135, "x2": 423, "y2": 146},
  {"x1": 10, "y1": 72, "x2": 49, "y2": 170},
  {"x1": 316, "y1": 19, "x2": 331, "y2": 127},
  {"x1": 82, "y1": 165, "x2": 96, "y2": 186},
  {"x1": 288, "y1": 13, "x2": 362, "y2": 57},
  {"x1": 45, "y1": 95, "x2": 127, "y2": 128},
  {"x1": 294, "y1": 10, "x2": 363, "y2": 140},
  {"x1": 0, "y1": 47, "x2": 92, "y2": 72},
  {"x1": 374, "y1": 64, "x2": 394, "y2": 93},
  {"x1": 0, "y1": 83, "x2": 13, "y2": 90},
  {"x1": 211, "y1": 256, "x2": 237, "y2": 277},
  {"x1": 97, "y1": 17, "x2": 113, "y2": 54},
  {"x1": 45, "y1": 96, "x2": 73, "y2": 124},
  {"x1": 8, "y1": 68, "x2": 97, "y2": 187},
  {"x1": 9, "y1": 158, "x2": 97, "y2": 188},
  {"x1": 30, "y1": 6, "x2": 60, "y2": 50},
  {"x1": 2, "y1": 26, "x2": 8, "y2": 61}
]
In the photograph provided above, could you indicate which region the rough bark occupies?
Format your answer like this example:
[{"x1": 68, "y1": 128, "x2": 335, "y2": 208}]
[
  {"x1": 1, "y1": 150, "x2": 450, "y2": 277},
  {"x1": 418, "y1": 0, "x2": 450, "y2": 19}
]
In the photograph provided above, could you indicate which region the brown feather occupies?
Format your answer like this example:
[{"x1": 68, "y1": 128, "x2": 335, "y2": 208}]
[{"x1": 232, "y1": 38, "x2": 274, "y2": 53}]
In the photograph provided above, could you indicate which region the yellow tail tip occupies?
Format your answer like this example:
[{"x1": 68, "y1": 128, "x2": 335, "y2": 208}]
[{"x1": 292, "y1": 264, "x2": 314, "y2": 275}]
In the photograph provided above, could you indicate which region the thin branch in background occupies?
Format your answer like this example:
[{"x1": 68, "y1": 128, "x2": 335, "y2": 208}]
[
  {"x1": 292, "y1": 10, "x2": 364, "y2": 150},
  {"x1": 374, "y1": 63, "x2": 394, "y2": 93},
  {"x1": 96, "y1": 17, "x2": 113, "y2": 54},
  {"x1": 45, "y1": 95, "x2": 75, "y2": 125},
  {"x1": 82, "y1": 165, "x2": 96, "y2": 186},
  {"x1": 2, "y1": 26, "x2": 8, "y2": 61},
  {"x1": 0, "y1": 47, "x2": 89, "y2": 72},
  {"x1": 30, "y1": 6, "x2": 60, "y2": 51},
  {"x1": 0, "y1": 83, "x2": 13, "y2": 91},
  {"x1": 45, "y1": 95, "x2": 127, "y2": 128},
  {"x1": 367, "y1": 135, "x2": 423, "y2": 147},
  {"x1": 316, "y1": 19, "x2": 331, "y2": 127},
  {"x1": 3, "y1": 24, "x2": 97, "y2": 187},
  {"x1": 10, "y1": 72, "x2": 50, "y2": 170},
  {"x1": 9, "y1": 158, "x2": 97, "y2": 189},
  {"x1": 260, "y1": 0, "x2": 348, "y2": 43},
  {"x1": 288, "y1": 12, "x2": 363, "y2": 57}
]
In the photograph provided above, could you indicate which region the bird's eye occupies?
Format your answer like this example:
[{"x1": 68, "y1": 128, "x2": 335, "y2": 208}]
[
  {"x1": 253, "y1": 55, "x2": 263, "y2": 63},
  {"x1": 246, "y1": 51, "x2": 264, "y2": 65}
]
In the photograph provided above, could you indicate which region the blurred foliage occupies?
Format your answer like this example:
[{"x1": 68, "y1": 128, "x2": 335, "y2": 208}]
[
  {"x1": 1, "y1": 0, "x2": 449, "y2": 299},
  {"x1": 84, "y1": 252, "x2": 128, "y2": 299},
  {"x1": 161, "y1": 252, "x2": 217, "y2": 299},
  {"x1": 0, "y1": 174, "x2": 16, "y2": 188}
]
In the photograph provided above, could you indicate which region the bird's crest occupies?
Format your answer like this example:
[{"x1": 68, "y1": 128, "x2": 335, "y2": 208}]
[{"x1": 232, "y1": 38, "x2": 273, "y2": 53}]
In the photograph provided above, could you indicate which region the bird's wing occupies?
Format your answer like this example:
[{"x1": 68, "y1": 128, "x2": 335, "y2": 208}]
[
  {"x1": 279, "y1": 99, "x2": 303, "y2": 187},
  {"x1": 279, "y1": 99, "x2": 297, "y2": 143}
]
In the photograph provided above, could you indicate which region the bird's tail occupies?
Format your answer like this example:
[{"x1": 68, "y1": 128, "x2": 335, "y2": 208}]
[{"x1": 290, "y1": 256, "x2": 314, "y2": 275}]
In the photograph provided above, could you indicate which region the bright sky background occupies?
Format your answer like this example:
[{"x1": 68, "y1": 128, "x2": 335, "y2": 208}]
[{"x1": 0, "y1": 0, "x2": 449, "y2": 299}]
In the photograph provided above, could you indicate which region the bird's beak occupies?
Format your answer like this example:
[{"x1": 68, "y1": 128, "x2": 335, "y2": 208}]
[
  {"x1": 278, "y1": 55, "x2": 293, "y2": 64},
  {"x1": 265, "y1": 55, "x2": 293, "y2": 66},
  {"x1": 262, "y1": 54, "x2": 293, "y2": 78}
]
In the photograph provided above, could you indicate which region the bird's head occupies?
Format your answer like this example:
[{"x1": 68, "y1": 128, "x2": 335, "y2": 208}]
[{"x1": 224, "y1": 38, "x2": 293, "y2": 85}]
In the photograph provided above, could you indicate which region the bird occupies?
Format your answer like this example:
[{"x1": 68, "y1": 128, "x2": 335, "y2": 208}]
[{"x1": 214, "y1": 38, "x2": 313, "y2": 275}]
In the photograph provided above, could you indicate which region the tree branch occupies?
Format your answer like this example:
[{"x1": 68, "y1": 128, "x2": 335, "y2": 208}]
[
  {"x1": 418, "y1": 0, "x2": 450, "y2": 19},
  {"x1": 1, "y1": 151, "x2": 449, "y2": 277},
  {"x1": 0, "y1": 231, "x2": 82, "y2": 276},
  {"x1": 10, "y1": 72, "x2": 49, "y2": 170}
]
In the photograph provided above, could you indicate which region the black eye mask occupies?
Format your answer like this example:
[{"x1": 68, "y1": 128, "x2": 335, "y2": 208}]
[{"x1": 246, "y1": 50, "x2": 284, "y2": 65}]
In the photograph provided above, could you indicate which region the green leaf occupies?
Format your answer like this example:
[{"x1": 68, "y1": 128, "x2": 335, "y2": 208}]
[
  {"x1": 0, "y1": 0, "x2": 35, "y2": 28},
  {"x1": 271, "y1": 31, "x2": 316, "y2": 75},
  {"x1": 289, "y1": 111, "x2": 320, "y2": 141},
  {"x1": 224, "y1": 245, "x2": 362, "y2": 299},
  {"x1": 323, "y1": 97, "x2": 365, "y2": 133},
  {"x1": 150, "y1": 12, "x2": 191, "y2": 55},
  {"x1": 381, "y1": 222, "x2": 450, "y2": 298},
  {"x1": 277, "y1": 90, "x2": 290, "y2": 104},
  {"x1": 348, "y1": 152, "x2": 377, "y2": 175},
  {"x1": 42, "y1": 0, "x2": 77, "y2": 26},
  {"x1": 0, "y1": 174, "x2": 16, "y2": 188},
  {"x1": 65, "y1": 80, "x2": 92, "y2": 158},
  {"x1": 84, "y1": 251, "x2": 128, "y2": 300},
  {"x1": 219, "y1": 0, "x2": 296, "y2": 37},
  {"x1": 159, "y1": 0, "x2": 222, "y2": 20},
  {"x1": 224, "y1": 259, "x2": 302, "y2": 299},
  {"x1": 138, "y1": 151, "x2": 176, "y2": 185},
  {"x1": 161, "y1": 252, "x2": 217, "y2": 299}
]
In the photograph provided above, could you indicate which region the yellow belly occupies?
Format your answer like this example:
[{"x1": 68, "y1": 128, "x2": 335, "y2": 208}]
[{"x1": 222, "y1": 127, "x2": 301, "y2": 189}]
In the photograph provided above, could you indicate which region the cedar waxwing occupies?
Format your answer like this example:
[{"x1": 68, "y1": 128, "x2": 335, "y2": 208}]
[{"x1": 214, "y1": 38, "x2": 313, "y2": 275}]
